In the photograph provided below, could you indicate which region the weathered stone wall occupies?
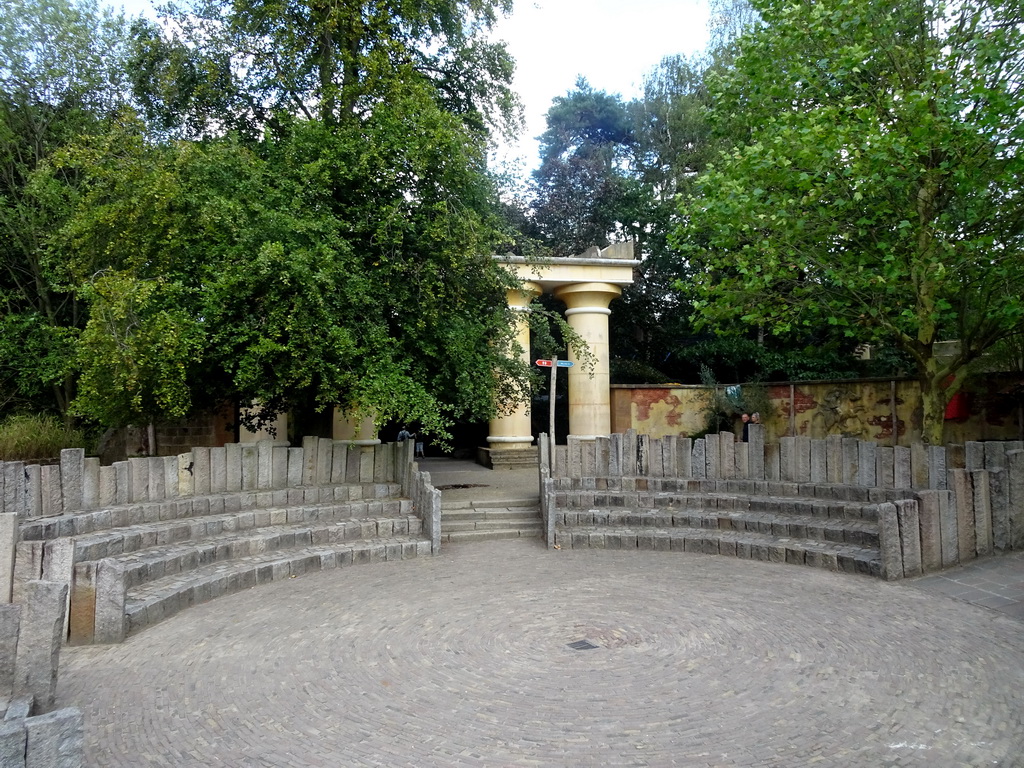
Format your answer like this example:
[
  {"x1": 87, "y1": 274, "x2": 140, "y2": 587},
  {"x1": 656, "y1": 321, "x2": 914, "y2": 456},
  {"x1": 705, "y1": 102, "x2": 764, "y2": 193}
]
[{"x1": 612, "y1": 376, "x2": 1024, "y2": 445}]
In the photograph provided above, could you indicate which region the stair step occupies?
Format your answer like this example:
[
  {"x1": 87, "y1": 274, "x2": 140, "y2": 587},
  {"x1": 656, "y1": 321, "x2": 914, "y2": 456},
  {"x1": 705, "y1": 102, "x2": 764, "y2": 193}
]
[
  {"x1": 442, "y1": 497, "x2": 539, "y2": 511},
  {"x1": 442, "y1": 508, "x2": 540, "y2": 522},
  {"x1": 125, "y1": 536, "x2": 430, "y2": 636},
  {"x1": 443, "y1": 529, "x2": 542, "y2": 543},
  {"x1": 554, "y1": 525, "x2": 880, "y2": 576}
]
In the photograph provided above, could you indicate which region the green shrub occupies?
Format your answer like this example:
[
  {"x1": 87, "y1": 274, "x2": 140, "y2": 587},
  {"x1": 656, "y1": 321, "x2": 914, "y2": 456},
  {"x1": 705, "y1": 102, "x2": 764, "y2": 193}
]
[{"x1": 0, "y1": 413, "x2": 88, "y2": 462}]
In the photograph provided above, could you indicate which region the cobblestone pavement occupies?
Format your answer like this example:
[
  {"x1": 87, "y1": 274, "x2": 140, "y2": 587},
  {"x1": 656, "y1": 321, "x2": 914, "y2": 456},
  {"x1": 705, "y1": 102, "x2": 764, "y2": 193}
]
[
  {"x1": 909, "y1": 551, "x2": 1024, "y2": 621},
  {"x1": 59, "y1": 540, "x2": 1024, "y2": 768}
]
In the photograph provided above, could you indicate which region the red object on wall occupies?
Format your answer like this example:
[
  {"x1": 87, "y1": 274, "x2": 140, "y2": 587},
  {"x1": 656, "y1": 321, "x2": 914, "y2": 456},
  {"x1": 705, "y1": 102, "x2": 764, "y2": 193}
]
[{"x1": 945, "y1": 391, "x2": 969, "y2": 420}]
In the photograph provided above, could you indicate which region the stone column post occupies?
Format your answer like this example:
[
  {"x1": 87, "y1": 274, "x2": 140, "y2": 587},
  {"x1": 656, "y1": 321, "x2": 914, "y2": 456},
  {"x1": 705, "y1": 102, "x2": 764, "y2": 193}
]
[
  {"x1": 239, "y1": 402, "x2": 288, "y2": 443},
  {"x1": 487, "y1": 282, "x2": 542, "y2": 452},
  {"x1": 553, "y1": 282, "x2": 621, "y2": 439},
  {"x1": 332, "y1": 410, "x2": 380, "y2": 446}
]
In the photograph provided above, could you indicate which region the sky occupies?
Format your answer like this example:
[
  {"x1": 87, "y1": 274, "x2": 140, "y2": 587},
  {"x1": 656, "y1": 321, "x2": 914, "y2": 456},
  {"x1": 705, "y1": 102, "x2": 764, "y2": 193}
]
[{"x1": 108, "y1": 0, "x2": 713, "y2": 176}]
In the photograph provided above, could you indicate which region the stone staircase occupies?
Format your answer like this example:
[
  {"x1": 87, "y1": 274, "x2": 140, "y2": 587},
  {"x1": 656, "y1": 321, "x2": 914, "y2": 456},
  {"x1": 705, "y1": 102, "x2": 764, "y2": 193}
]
[{"x1": 440, "y1": 498, "x2": 542, "y2": 543}]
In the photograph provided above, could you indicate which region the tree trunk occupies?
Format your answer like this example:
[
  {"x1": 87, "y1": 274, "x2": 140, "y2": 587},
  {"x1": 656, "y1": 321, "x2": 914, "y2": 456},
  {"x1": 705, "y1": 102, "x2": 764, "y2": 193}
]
[{"x1": 919, "y1": 376, "x2": 947, "y2": 446}]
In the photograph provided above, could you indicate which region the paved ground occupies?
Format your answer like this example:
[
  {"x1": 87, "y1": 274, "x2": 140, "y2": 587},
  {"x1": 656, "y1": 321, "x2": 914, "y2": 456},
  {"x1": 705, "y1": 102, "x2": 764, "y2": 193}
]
[{"x1": 59, "y1": 536, "x2": 1024, "y2": 767}]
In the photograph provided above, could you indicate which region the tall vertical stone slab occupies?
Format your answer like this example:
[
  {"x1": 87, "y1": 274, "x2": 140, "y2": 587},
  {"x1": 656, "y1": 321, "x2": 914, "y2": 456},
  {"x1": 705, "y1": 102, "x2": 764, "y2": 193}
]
[
  {"x1": 945, "y1": 443, "x2": 965, "y2": 471},
  {"x1": 301, "y1": 437, "x2": 319, "y2": 485},
  {"x1": 621, "y1": 431, "x2": 638, "y2": 476},
  {"x1": 935, "y1": 485, "x2": 959, "y2": 568},
  {"x1": 59, "y1": 449, "x2": 84, "y2": 514},
  {"x1": 177, "y1": 453, "x2": 195, "y2": 497},
  {"x1": 748, "y1": 425, "x2": 765, "y2": 480},
  {"x1": 0, "y1": 603, "x2": 20, "y2": 691},
  {"x1": 288, "y1": 447, "x2": 305, "y2": 487},
  {"x1": 894, "y1": 446, "x2": 911, "y2": 489},
  {"x1": 895, "y1": 499, "x2": 922, "y2": 578},
  {"x1": 950, "y1": 469, "x2": 975, "y2": 564},
  {"x1": 809, "y1": 439, "x2": 827, "y2": 483},
  {"x1": 988, "y1": 467, "x2": 1010, "y2": 552},
  {"x1": 928, "y1": 446, "x2": 947, "y2": 490},
  {"x1": 97, "y1": 466, "x2": 116, "y2": 507},
  {"x1": 910, "y1": 442, "x2": 929, "y2": 489},
  {"x1": 23, "y1": 465, "x2": 41, "y2": 518},
  {"x1": 1, "y1": 513, "x2": 17, "y2": 603},
  {"x1": 916, "y1": 490, "x2": 944, "y2": 572},
  {"x1": 330, "y1": 443, "x2": 349, "y2": 484},
  {"x1": 193, "y1": 447, "x2": 212, "y2": 495},
  {"x1": 12, "y1": 542, "x2": 43, "y2": 606},
  {"x1": 271, "y1": 446, "x2": 290, "y2": 490},
  {"x1": 857, "y1": 441, "x2": 876, "y2": 487},
  {"x1": 209, "y1": 447, "x2": 227, "y2": 494},
  {"x1": 39, "y1": 466, "x2": 62, "y2": 518},
  {"x1": 608, "y1": 433, "x2": 623, "y2": 477},
  {"x1": 765, "y1": 442, "x2": 781, "y2": 481},
  {"x1": 162, "y1": 457, "x2": 179, "y2": 500},
  {"x1": 255, "y1": 442, "x2": 273, "y2": 490},
  {"x1": 67, "y1": 562, "x2": 96, "y2": 646},
  {"x1": 372, "y1": 441, "x2": 389, "y2": 483},
  {"x1": 148, "y1": 460, "x2": 165, "y2": 502},
  {"x1": 225, "y1": 443, "x2": 243, "y2": 492},
  {"x1": 965, "y1": 441, "x2": 985, "y2": 471},
  {"x1": 3, "y1": 462, "x2": 26, "y2": 518},
  {"x1": 705, "y1": 434, "x2": 720, "y2": 480},
  {"x1": 691, "y1": 439, "x2": 706, "y2": 480},
  {"x1": 93, "y1": 560, "x2": 126, "y2": 645},
  {"x1": 240, "y1": 445, "x2": 258, "y2": 491},
  {"x1": 128, "y1": 457, "x2": 150, "y2": 502},
  {"x1": 825, "y1": 435, "x2": 843, "y2": 484},
  {"x1": 970, "y1": 469, "x2": 992, "y2": 557},
  {"x1": 734, "y1": 442, "x2": 749, "y2": 479},
  {"x1": 1009, "y1": 450, "x2": 1024, "y2": 550},
  {"x1": 0, "y1": 720, "x2": 26, "y2": 768},
  {"x1": 876, "y1": 447, "x2": 894, "y2": 489},
  {"x1": 719, "y1": 433, "x2": 735, "y2": 480},
  {"x1": 984, "y1": 441, "x2": 1007, "y2": 472},
  {"x1": 317, "y1": 438, "x2": 334, "y2": 484},
  {"x1": 877, "y1": 503, "x2": 903, "y2": 581},
  {"x1": 358, "y1": 446, "x2": 375, "y2": 483},
  {"x1": 795, "y1": 437, "x2": 811, "y2": 483},
  {"x1": 25, "y1": 707, "x2": 84, "y2": 768},
  {"x1": 595, "y1": 436, "x2": 612, "y2": 477},
  {"x1": 13, "y1": 580, "x2": 69, "y2": 712},
  {"x1": 82, "y1": 458, "x2": 100, "y2": 510},
  {"x1": 112, "y1": 462, "x2": 129, "y2": 506},
  {"x1": 841, "y1": 438, "x2": 859, "y2": 485},
  {"x1": 779, "y1": 437, "x2": 795, "y2": 482}
]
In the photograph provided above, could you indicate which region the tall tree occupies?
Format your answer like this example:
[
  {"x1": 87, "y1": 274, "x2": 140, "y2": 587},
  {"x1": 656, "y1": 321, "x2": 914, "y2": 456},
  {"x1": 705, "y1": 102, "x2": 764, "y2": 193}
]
[
  {"x1": 676, "y1": 0, "x2": 1024, "y2": 443},
  {"x1": 0, "y1": 0, "x2": 130, "y2": 418}
]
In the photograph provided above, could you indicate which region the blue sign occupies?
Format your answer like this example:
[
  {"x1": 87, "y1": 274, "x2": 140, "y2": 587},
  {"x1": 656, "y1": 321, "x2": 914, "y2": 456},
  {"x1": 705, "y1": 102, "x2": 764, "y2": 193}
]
[{"x1": 556, "y1": 360, "x2": 574, "y2": 367}]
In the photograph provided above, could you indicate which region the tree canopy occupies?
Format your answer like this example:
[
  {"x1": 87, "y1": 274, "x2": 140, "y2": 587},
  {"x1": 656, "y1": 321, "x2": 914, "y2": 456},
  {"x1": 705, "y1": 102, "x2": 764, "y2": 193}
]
[{"x1": 675, "y1": 0, "x2": 1024, "y2": 442}]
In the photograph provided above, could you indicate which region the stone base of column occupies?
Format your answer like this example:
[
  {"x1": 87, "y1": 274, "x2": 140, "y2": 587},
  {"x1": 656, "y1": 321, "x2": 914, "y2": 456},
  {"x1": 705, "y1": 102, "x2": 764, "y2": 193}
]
[{"x1": 477, "y1": 446, "x2": 539, "y2": 470}]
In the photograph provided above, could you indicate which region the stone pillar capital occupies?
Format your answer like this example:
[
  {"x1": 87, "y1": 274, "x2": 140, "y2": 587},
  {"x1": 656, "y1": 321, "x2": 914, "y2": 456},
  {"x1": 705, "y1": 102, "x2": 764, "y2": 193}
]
[{"x1": 553, "y1": 282, "x2": 622, "y2": 311}]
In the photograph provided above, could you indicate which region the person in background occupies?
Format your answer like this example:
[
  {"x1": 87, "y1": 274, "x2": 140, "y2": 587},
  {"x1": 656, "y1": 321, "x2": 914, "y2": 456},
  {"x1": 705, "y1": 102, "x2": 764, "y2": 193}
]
[{"x1": 740, "y1": 413, "x2": 751, "y2": 442}]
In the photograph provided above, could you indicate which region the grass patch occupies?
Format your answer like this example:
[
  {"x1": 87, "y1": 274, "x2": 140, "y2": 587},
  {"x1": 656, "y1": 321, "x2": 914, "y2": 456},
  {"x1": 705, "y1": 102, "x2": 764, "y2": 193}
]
[{"x1": 0, "y1": 413, "x2": 88, "y2": 462}]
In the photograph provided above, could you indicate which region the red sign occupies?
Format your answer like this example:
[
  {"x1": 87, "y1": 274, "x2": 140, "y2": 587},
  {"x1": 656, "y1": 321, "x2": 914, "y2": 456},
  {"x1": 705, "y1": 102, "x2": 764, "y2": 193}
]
[{"x1": 536, "y1": 359, "x2": 553, "y2": 367}]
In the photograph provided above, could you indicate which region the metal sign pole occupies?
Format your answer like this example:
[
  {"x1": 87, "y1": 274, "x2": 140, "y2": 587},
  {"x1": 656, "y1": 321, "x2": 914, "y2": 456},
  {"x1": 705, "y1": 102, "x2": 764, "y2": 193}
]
[{"x1": 550, "y1": 356, "x2": 557, "y2": 473}]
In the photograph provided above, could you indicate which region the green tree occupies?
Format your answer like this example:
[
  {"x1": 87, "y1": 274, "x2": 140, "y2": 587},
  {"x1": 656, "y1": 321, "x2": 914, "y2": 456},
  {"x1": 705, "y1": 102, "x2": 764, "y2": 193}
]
[
  {"x1": 676, "y1": 0, "x2": 1024, "y2": 444},
  {"x1": 0, "y1": 0, "x2": 131, "y2": 418}
]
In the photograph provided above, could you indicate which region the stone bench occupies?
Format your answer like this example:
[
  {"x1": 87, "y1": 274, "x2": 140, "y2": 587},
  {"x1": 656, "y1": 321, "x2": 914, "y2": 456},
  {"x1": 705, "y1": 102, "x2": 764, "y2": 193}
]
[
  {"x1": 544, "y1": 476, "x2": 921, "y2": 580},
  {"x1": 13, "y1": 481, "x2": 432, "y2": 645}
]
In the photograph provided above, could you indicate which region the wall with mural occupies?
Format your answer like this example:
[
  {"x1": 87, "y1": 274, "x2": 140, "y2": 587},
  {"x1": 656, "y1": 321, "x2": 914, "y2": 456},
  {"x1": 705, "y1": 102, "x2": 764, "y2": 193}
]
[{"x1": 612, "y1": 376, "x2": 1024, "y2": 446}]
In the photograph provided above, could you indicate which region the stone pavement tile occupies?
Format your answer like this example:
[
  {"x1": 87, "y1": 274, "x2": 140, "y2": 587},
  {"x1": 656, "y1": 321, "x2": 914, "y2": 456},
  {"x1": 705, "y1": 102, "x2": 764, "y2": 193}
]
[{"x1": 56, "y1": 539, "x2": 1024, "y2": 767}]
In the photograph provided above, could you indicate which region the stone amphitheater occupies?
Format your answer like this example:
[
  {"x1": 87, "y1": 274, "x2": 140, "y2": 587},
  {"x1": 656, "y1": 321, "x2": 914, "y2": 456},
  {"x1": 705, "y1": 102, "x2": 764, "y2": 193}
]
[{"x1": 1, "y1": 432, "x2": 1023, "y2": 767}]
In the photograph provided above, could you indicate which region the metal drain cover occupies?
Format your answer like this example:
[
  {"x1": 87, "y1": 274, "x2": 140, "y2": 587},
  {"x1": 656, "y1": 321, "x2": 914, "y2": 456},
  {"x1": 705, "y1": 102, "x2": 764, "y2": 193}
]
[
  {"x1": 436, "y1": 483, "x2": 489, "y2": 490},
  {"x1": 568, "y1": 640, "x2": 599, "y2": 651}
]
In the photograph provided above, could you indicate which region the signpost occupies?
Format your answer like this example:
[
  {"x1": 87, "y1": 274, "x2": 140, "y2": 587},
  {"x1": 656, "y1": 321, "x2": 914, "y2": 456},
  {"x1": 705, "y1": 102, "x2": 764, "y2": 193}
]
[{"x1": 536, "y1": 357, "x2": 573, "y2": 470}]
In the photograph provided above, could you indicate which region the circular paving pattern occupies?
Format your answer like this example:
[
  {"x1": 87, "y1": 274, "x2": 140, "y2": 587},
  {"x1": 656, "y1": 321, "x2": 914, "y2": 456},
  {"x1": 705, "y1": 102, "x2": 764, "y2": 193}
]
[{"x1": 59, "y1": 540, "x2": 1024, "y2": 767}]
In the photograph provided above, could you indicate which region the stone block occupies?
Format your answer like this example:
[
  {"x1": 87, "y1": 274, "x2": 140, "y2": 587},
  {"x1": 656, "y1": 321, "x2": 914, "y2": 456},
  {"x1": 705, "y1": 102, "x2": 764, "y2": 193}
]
[
  {"x1": 894, "y1": 499, "x2": 922, "y2": 578},
  {"x1": 301, "y1": 436, "x2": 318, "y2": 485},
  {"x1": 719, "y1": 433, "x2": 735, "y2": 479},
  {"x1": 875, "y1": 447, "x2": 894, "y2": 489},
  {"x1": 971, "y1": 470, "x2": 992, "y2": 557},
  {"x1": 331, "y1": 443, "x2": 349, "y2": 484},
  {"x1": 705, "y1": 434, "x2": 720, "y2": 480},
  {"x1": 93, "y1": 561, "x2": 127, "y2": 645},
  {"x1": 965, "y1": 441, "x2": 985, "y2": 471},
  {"x1": 949, "y1": 469, "x2": 975, "y2": 564},
  {"x1": 857, "y1": 441, "x2": 876, "y2": 487},
  {"x1": 810, "y1": 440, "x2": 827, "y2": 483},
  {"x1": 734, "y1": 443, "x2": 749, "y2": 479},
  {"x1": 779, "y1": 437, "x2": 795, "y2": 482},
  {"x1": 25, "y1": 707, "x2": 84, "y2": 768},
  {"x1": 4, "y1": 462, "x2": 26, "y2": 518},
  {"x1": 984, "y1": 441, "x2": 1007, "y2": 472},
  {"x1": 13, "y1": 581, "x2": 69, "y2": 712},
  {"x1": 239, "y1": 445, "x2": 257, "y2": 491},
  {"x1": 795, "y1": 437, "x2": 811, "y2": 483},
  {"x1": 59, "y1": 449, "x2": 84, "y2": 515},
  {"x1": 0, "y1": 603, "x2": 20, "y2": 692},
  {"x1": 23, "y1": 465, "x2": 41, "y2": 519},
  {"x1": 209, "y1": 447, "x2": 227, "y2": 494},
  {"x1": 877, "y1": 502, "x2": 903, "y2": 580},
  {"x1": 175, "y1": 453, "x2": 193, "y2": 498},
  {"x1": 928, "y1": 446, "x2": 947, "y2": 490},
  {"x1": 39, "y1": 466, "x2": 62, "y2": 518},
  {"x1": 162, "y1": 457, "x2": 179, "y2": 500},
  {"x1": 910, "y1": 443, "x2": 929, "y2": 489},
  {"x1": 287, "y1": 447, "x2": 304, "y2": 488},
  {"x1": 358, "y1": 447, "x2": 374, "y2": 483},
  {"x1": 0, "y1": 721, "x2": 26, "y2": 768},
  {"x1": 1, "y1": 513, "x2": 16, "y2": 603},
  {"x1": 841, "y1": 438, "x2": 859, "y2": 485},
  {"x1": 127, "y1": 457, "x2": 148, "y2": 503},
  {"x1": 147, "y1": 460, "x2": 165, "y2": 502},
  {"x1": 67, "y1": 563, "x2": 96, "y2": 647},
  {"x1": 988, "y1": 467, "x2": 1010, "y2": 552},
  {"x1": 225, "y1": 443, "x2": 243, "y2": 492},
  {"x1": 824, "y1": 435, "x2": 843, "y2": 484},
  {"x1": 748, "y1": 424, "x2": 765, "y2": 480},
  {"x1": 691, "y1": 440, "x2": 706, "y2": 480},
  {"x1": 914, "y1": 491, "x2": 943, "y2": 571},
  {"x1": 1006, "y1": 451, "x2": 1024, "y2": 550},
  {"x1": 192, "y1": 447, "x2": 211, "y2": 496},
  {"x1": 317, "y1": 438, "x2": 334, "y2": 485}
]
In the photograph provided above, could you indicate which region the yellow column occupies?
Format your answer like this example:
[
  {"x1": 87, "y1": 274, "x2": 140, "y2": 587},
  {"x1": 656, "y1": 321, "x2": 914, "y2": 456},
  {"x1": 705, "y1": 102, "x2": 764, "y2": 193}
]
[
  {"x1": 332, "y1": 410, "x2": 380, "y2": 445},
  {"x1": 553, "y1": 282, "x2": 621, "y2": 439},
  {"x1": 487, "y1": 282, "x2": 542, "y2": 450},
  {"x1": 239, "y1": 402, "x2": 288, "y2": 443}
]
